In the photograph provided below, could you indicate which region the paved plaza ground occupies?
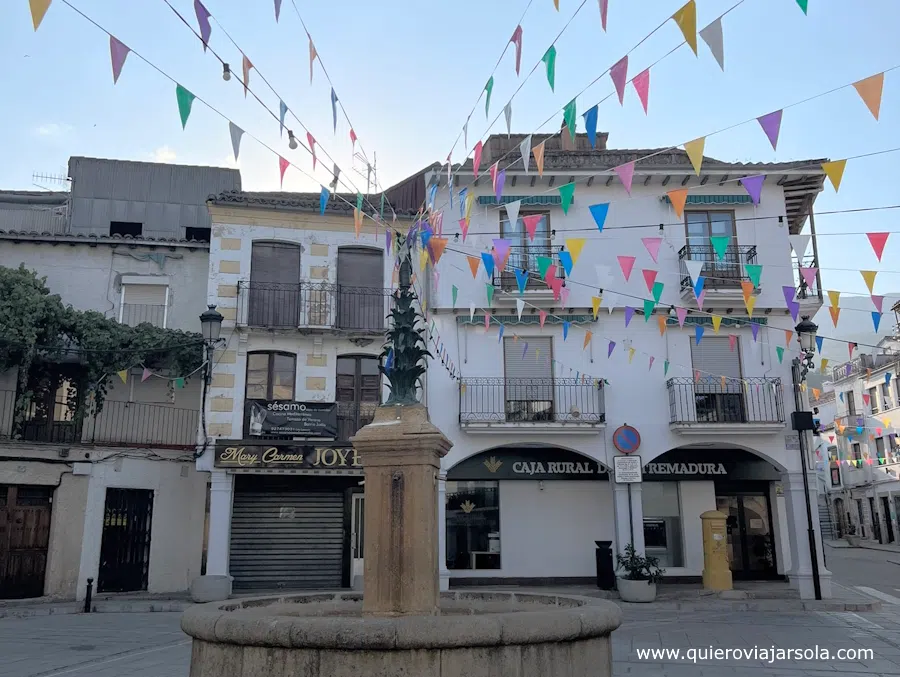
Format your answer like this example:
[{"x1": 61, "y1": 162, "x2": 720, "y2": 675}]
[{"x1": 2, "y1": 547, "x2": 898, "y2": 677}]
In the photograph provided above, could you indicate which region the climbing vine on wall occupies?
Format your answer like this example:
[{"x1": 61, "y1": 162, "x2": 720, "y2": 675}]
[{"x1": 0, "y1": 264, "x2": 204, "y2": 424}]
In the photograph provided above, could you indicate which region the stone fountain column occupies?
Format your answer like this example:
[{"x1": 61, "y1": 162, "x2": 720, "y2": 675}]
[{"x1": 351, "y1": 403, "x2": 451, "y2": 617}]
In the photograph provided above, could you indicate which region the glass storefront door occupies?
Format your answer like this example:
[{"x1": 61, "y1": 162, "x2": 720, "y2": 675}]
[{"x1": 715, "y1": 492, "x2": 777, "y2": 579}]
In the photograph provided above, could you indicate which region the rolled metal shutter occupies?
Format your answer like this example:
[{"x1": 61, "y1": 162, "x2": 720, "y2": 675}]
[
  {"x1": 691, "y1": 337, "x2": 742, "y2": 393},
  {"x1": 504, "y1": 337, "x2": 553, "y2": 414},
  {"x1": 230, "y1": 479, "x2": 345, "y2": 591}
]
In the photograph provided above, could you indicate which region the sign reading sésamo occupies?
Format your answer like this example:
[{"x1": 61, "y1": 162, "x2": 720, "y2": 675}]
[
  {"x1": 246, "y1": 400, "x2": 337, "y2": 438},
  {"x1": 215, "y1": 443, "x2": 359, "y2": 470}
]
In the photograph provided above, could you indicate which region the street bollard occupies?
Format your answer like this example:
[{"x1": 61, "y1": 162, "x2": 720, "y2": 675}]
[{"x1": 83, "y1": 578, "x2": 94, "y2": 613}]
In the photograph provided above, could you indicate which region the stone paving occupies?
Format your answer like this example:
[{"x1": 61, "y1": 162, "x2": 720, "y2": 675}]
[{"x1": 2, "y1": 604, "x2": 899, "y2": 677}]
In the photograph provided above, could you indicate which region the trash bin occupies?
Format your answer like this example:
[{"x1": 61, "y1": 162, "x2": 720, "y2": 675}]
[{"x1": 595, "y1": 540, "x2": 615, "y2": 590}]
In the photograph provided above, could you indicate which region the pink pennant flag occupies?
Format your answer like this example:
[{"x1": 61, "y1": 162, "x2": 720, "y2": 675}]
[
  {"x1": 473, "y1": 141, "x2": 484, "y2": 178},
  {"x1": 141, "y1": 367, "x2": 152, "y2": 383},
  {"x1": 632, "y1": 68, "x2": 650, "y2": 114},
  {"x1": 307, "y1": 132, "x2": 317, "y2": 170},
  {"x1": 649, "y1": 356, "x2": 655, "y2": 371},
  {"x1": 510, "y1": 25, "x2": 523, "y2": 75},
  {"x1": 867, "y1": 232, "x2": 889, "y2": 261},
  {"x1": 523, "y1": 215, "x2": 542, "y2": 241},
  {"x1": 614, "y1": 162, "x2": 635, "y2": 194},
  {"x1": 489, "y1": 162, "x2": 499, "y2": 192},
  {"x1": 617, "y1": 255, "x2": 636, "y2": 281},
  {"x1": 697, "y1": 289, "x2": 706, "y2": 310},
  {"x1": 539, "y1": 310, "x2": 547, "y2": 328},
  {"x1": 676, "y1": 306, "x2": 687, "y2": 328},
  {"x1": 872, "y1": 294, "x2": 885, "y2": 313},
  {"x1": 642, "y1": 269, "x2": 658, "y2": 292},
  {"x1": 610, "y1": 55, "x2": 628, "y2": 105},
  {"x1": 485, "y1": 313, "x2": 491, "y2": 331},
  {"x1": 642, "y1": 237, "x2": 662, "y2": 263},
  {"x1": 544, "y1": 264, "x2": 558, "y2": 284},
  {"x1": 459, "y1": 219, "x2": 469, "y2": 242},
  {"x1": 551, "y1": 278, "x2": 563, "y2": 301},
  {"x1": 279, "y1": 156, "x2": 289, "y2": 187},
  {"x1": 599, "y1": 0, "x2": 609, "y2": 31},
  {"x1": 349, "y1": 128, "x2": 357, "y2": 150},
  {"x1": 799, "y1": 267, "x2": 818, "y2": 289},
  {"x1": 560, "y1": 286, "x2": 570, "y2": 306},
  {"x1": 109, "y1": 36, "x2": 130, "y2": 84},
  {"x1": 729, "y1": 335, "x2": 737, "y2": 352},
  {"x1": 756, "y1": 110, "x2": 783, "y2": 151}
]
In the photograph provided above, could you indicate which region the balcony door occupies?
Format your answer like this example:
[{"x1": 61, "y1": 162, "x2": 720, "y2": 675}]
[
  {"x1": 336, "y1": 356, "x2": 380, "y2": 441},
  {"x1": 686, "y1": 211, "x2": 738, "y2": 285},
  {"x1": 499, "y1": 209, "x2": 551, "y2": 291},
  {"x1": 337, "y1": 248, "x2": 383, "y2": 331},
  {"x1": 691, "y1": 337, "x2": 745, "y2": 423},
  {"x1": 503, "y1": 337, "x2": 553, "y2": 422},
  {"x1": 249, "y1": 242, "x2": 301, "y2": 327}
]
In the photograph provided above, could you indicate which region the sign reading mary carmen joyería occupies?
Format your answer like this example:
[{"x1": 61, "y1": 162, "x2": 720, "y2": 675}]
[{"x1": 447, "y1": 448, "x2": 608, "y2": 481}]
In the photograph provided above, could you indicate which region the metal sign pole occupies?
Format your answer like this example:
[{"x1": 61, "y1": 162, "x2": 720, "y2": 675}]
[{"x1": 627, "y1": 483, "x2": 634, "y2": 545}]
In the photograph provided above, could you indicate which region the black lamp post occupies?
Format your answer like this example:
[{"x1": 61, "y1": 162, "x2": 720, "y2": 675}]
[
  {"x1": 792, "y1": 315, "x2": 822, "y2": 600},
  {"x1": 196, "y1": 305, "x2": 224, "y2": 459}
]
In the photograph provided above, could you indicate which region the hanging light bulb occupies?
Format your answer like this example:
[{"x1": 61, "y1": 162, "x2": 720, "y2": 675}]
[
  {"x1": 222, "y1": 63, "x2": 232, "y2": 81},
  {"x1": 288, "y1": 130, "x2": 298, "y2": 150}
]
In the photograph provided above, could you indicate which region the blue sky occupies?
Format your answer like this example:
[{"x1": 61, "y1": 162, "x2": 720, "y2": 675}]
[{"x1": 2, "y1": 0, "x2": 899, "y2": 322}]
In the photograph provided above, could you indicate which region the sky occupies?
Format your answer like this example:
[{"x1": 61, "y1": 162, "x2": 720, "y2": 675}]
[{"x1": 2, "y1": 0, "x2": 900, "y2": 352}]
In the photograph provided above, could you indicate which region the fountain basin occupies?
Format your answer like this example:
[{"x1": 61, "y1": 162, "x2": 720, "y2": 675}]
[{"x1": 182, "y1": 590, "x2": 621, "y2": 677}]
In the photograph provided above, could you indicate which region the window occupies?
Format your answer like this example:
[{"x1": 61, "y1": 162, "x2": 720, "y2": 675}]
[
  {"x1": 185, "y1": 226, "x2": 211, "y2": 242},
  {"x1": 852, "y1": 443, "x2": 862, "y2": 462},
  {"x1": 336, "y1": 355, "x2": 380, "y2": 441},
  {"x1": 846, "y1": 391, "x2": 857, "y2": 415},
  {"x1": 503, "y1": 336, "x2": 553, "y2": 422},
  {"x1": 876, "y1": 437, "x2": 887, "y2": 463},
  {"x1": 248, "y1": 242, "x2": 302, "y2": 327},
  {"x1": 119, "y1": 281, "x2": 168, "y2": 328},
  {"x1": 868, "y1": 387, "x2": 879, "y2": 413},
  {"x1": 881, "y1": 382, "x2": 893, "y2": 410},
  {"x1": 245, "y1": 352, "x2": 296, "y2": 400},
  {"x1": 445, "y1": 480, "x2": 500, "y2": 570},
  {"x1": 109, "y1": 221, "x2": 143, "y2": 237},
  {"x1": 497, "y1": 209, "x2": 554, "y2": 291},
  {"x1": 642, "y1": 483, "x2": 684, "y2": 568},
  {"x1": 336, "y1": 248, "x2": 385, "y2": 330},
  {"x1": 691, "y1": 337, "x2": 744, "y2": 422}
]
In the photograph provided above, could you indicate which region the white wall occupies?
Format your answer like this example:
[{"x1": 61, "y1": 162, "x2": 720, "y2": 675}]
[
  {"x1": 0, "y1": 241, "x2": 208, "y2": 332},
  {"x1": 672, "y1": 481, "x2": 717, "y2": 576},
  {"x1": 450, "y1": 480, "x2": 614, "y2": 579}
]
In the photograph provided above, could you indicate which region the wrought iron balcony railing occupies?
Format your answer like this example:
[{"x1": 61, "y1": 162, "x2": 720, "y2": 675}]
[
  {"x1": 667, "y1": 377, "x2": 784, "y2": 425},
  {"x1": 492, "y1": 245, "x2": 565, "y2": 292},
  {"x1": 678, "y1": 244, "x2": 757, "y2": 290},
  {"x1": 236, "y1": 281, "x2": 392, "y2": 332},
  {"x1": 0, "y1": 391, "x2": 198, "y2": 450},
  {"x1": 459, "y1": 378, "x2": 605, "y2": 424},
  {"x1": 794, "y1": 255, "x2": 822, "y2": 301}
]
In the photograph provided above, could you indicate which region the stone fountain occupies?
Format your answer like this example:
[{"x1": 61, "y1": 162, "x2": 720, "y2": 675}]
[{"x1": 182, "y1": 241, "x2": 621, "y2": 676}]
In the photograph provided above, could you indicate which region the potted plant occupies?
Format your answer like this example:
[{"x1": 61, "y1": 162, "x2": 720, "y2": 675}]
[
  {"x1": 845, "y1": 524, "x2": 861, "y2": 547},
  {"x1": 616, "y1": 543, "x2": 665, "y2": 603}
]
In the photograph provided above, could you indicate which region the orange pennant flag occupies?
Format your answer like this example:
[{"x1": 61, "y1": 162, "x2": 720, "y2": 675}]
[
  {"x1": 353, "y1": 208, "x2": 362, "y2": 238},
  {"x1": 657, "y1": 314, "x2": 667, "y2": 336},
  {"x1": 429, "y1": 237, "x2": 448, "y2": 264},
  {"x1": 861, "y1": 270, "x2": 877, "y2": 294},
  {"x1": 30, "y1": 0, "x2": 52, "y2": 30},
  {"x1": 672, "y1": 1, "x2": 698, "y2": 56},
  {"x1": 784, "y1": 330, "x2": 793, "y2": 347},
  {"x1": 683, "y1": 137, "x2": 705, "y2": 175},
  {"x1": 533, "y1": 141, "x2": 546, "y2": 176},
  {"x1": 745, "y1": 295, "x2": 756, "y2": 317},
  {"x1": 853, "y1": 72, "x2": 884, "y2": 121},
  {"x1": 821, "y1": 160, "x2": 847, "y2": 192},
  {"x1": 309, "y1": 38, "x2": 317, "y2": 84},
  {"x1": 741, "y1": 280, "x2": 754, "y2": 304},
  {"x1": 467, "y1": 256, "x2": 481, "y2": 279},
  {"x1": 711, "y1": 314, "x2": 722, "y2": 334},
  {"x1": 829, "y1": 306, "x2": 841, "y2": 327},
  {"x1": 668, "y1": 189, "x2": 688, "y2": 218},
  {"x1": 583, "y1": 330, "x2": 592, "y2": 350}
]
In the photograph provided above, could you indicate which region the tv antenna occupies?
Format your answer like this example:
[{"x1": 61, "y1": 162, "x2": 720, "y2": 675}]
[
  {"x1": 351, "y1": 152, "x2": 377, "y2": 195},
  {"x1": 32, "y1": 171, "x2": 70, "y2": 188}
]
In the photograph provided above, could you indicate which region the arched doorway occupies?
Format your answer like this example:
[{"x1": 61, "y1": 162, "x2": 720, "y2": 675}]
[{"x1": 444, "y1": 446, "x2": 609, "y2": 584}]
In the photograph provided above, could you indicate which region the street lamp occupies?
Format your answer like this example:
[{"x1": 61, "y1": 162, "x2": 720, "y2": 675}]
[
  {"x1": 791, "y1": 314, "x2": 822, "y2": 600},
  {"x1": 196, "y1": 305, "x2": 225, "y2": 460},
  {"x1": 200, "y1": 304, "x2": 224, "y2": 345}
]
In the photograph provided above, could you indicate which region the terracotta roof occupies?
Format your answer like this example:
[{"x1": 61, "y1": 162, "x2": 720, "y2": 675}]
[
  {"x1": 0, "y1": 229, "x2": 210, "y2": 247},
  {"x1": 208, "y1": 190, "x2": 420, "y2": 217}
]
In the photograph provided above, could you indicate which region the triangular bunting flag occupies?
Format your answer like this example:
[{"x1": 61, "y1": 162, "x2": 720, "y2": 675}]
[
  {"x1": 558, "y1": 251, "x2": 574, "y2": 276},
  {"x1": 229, "y1": 122, "x2": 244, "y2": 161},
  {"x1": 657, "y1": 314, "x2": 667, "y2": 336},
  {"x1": 784, "y1": 330, "x2": 794, "y2": 347},
  {"x1": 776, "y1": 347, "x2": 784, "y2": 364},
  {"x1": 741, "y1": 280, "x2": 754, "y2": 304},
  {"x1": 829, "y1": 306, "x2": 841, "y2": 327},
  {"x1": 566, "y1": 238, "x2": 586, "y2": 265},
  {"x1": 799, "y1": 267, "x2": 818, "y2": 289},
  {"x1": 307, "y1": 132, "x2": 317, "y2": 170},
  {"x1": 563, "y1": 98, "x2": 577, "y2": 140},
  {"x1": 756, "y1": 110, "x2": 783, "y2": 151},
  {"x1": 320, "y1": 186, "x2": 330, "y2": 215},
  {"x1": 470, "y1": 302, "x2": 476, "y2": 322},
  {"x1": 740, "y1": 175, "x2": 765, "y2": 205},
  {"x1": 510, "y1": 25, "x2": 523, "y2": 75},
  {"x1": 536, "y1": 256, "x2": 553, "y2": 280},
  {"x1": 452, "y1": 285, "x2": 458, "y2": 307},
  {"x1": 667, "y1": 189, "x2": 688, "y2": 218},
  {"x1": 516, "y1": 298, "x2": 525, "y2": 320},
  {"x1": 710, "y1": 235, "x2": 729, "y2": 261},
  {"x1": 608, "y1": 341, "x2": 616, "y2": 358},
  {"x1": 430, "y1": 237, "x2": 448, "y2": 264},
  {"x1": 676, "y1": 307, "x2": 687, "y2": 328},
  {"x1": 699, "y1": 17, "x2": 724, "y2": 70},
  {"x1": 309, "y1": 38, "x2": 317, "y2": 83},
  {"x1": 484, "y1": 76, "x2": 494, "y2": 118},
  {"x1": 625, "y1": 306, "x2": 635, "y2": 326},
  {"x1": 683, "y1": 138, "x2": 705, "y2": 175},
  {"x1": 141, "y1": 367, "x2": 152, "y2": 382},
  {"x1": 685, "y1": 259, "x2": 703, "y2": 286},
  {"x1": 695, "y1": 324, "x2": 704, "y2": 345},
  {"x1": 642, "y1": 269, "x2": 658, "y2": 293},
  {"x1": 610, "y1": 55, "x2": 628, "y2": 105},
  {"x1": 872, "y1": 294, "x2": 884, "y2": 313},
  {"x1": 861, "y1": 270, "x2": 877, "y2": 293},
  {"x1": 788, "y1": 234, "x2": 810, "y2": 257},
  {"x1": 853, "y1": 73, "x2": 884, "y2": 120},
  {"x1": 816, "y1": 335, "x2": 824, "y2": 353},
  {"x1": 542, "y1": 46, "x2": 557, "y2": 91},
  {"x1": 711, "y1": 315, "x2": 722, "y2": 334},
  {"x1": 783, "y1": 285, "x2": 799, "y2": 321},
  {"x1": 751, "y1": 323, "x2": 760, "y2": 342},
  {"x1": 520, "y1": 135, "x2": 532, "y2": 172},
  {"x1": 242, "y1": 54, "x2": 253, "y2": 98},
  {"x1": 652, "y1": 282, "x2": 664, "y2": 304},
  {"x1": 822, "y1": 160, "x2": 847, "y2": 192},
  {"x1": 533, "y1": 141, "x2": 546, "y2": 176},
  {"x1": 117, "y1": 369, "x2": 128, "y2": 384},
  {"x1": 867, "y1": 232, "x2": 889, "y2": 261},
  {"x1": 628, "y1": 347, "x2": 636, "y2": 363},
  {"x1": 109, "y1": 36, "x2": 130, "y2": 84},
  {"x1": 194, "y1": 1, "x2": 212, "y2": 51},
  {"x1": 589, "y1": 203, "x2": 609, "y2": 231},
  {"x1": 632, "y1": 68, "x2": 650, "y2": 114},
  {"x1": 642, "y1": 237, "x2": 662, "y2": 263},
  {"x1": 796, "y1": 0, "x2": 808, "y2": 14},
  {"x1": 746, "y1": 264, "x2": 762, "y2": 288},
  {"x1": 558, "y1": 183, "x2": 576, "y2": 214},
  {"x1": 664, "y1": 360, "x2": 670, "y2": 376},
  {"x1": 506, "y1": 201, "x2": 521, "y2": 231},
  {"x1": 615, "y1": 162, "x2": 635, "y2": 194},
  {"x1": 176, "y1": 84, "x2": 196, "y2": 129},
  {"x1": 473, "y1": 141, "x2": 483, "y2": 178},
  {"x1": 523, "y1": 214, "x2": 542, "y2": 241},
  {"x1": 279, "y1": 100, "x2": 288, "y2": 137},
  {"x1": 873, "y1": 311, "x2": 882, "y2": 332},
  {"x1": 279, "y1": 156, "x2": 290, "y2": 187},
  {"x1": 539, "y1": 310, "x2": 548, "y2": 328},
  {"x1": 486, "y1": 283, "x2": 495, "y2": 306},
  {"x1": 515, "y1": 269, "x2": 529, "y2": 294},
  {"x1": 583, "y1": 105, "x2": 599, "y2": 148},
  {"x1": 504, "y1": 102, "x2": 513, "y2": 136},
  {"x1": 584, "y1": 331, "x2": 592, "y2": 350},
  {"x1": 745, "y1": 295, "x2": 757, "y2": 317},
  {"x1": 30, "y1": 0, "x2": 52, "y2": 30},
  {"x1": 592, "y1": 296, "x2": 602, "y2": 320},
  {"x1": 672, "y1": 0, "x2": 698, "y2": 55},
  {"x1": 729, "y1": 334, "x2": 738, "y2": 352},
  {"x1": 467, "y1": 256, "x2": 480, "y2": 279},
  {"x1": 481, "y1": 252, "x2": 496, "y2": 278},
  {"x1": 617, "y1": 255, "x2": 636, "y2": 281}
]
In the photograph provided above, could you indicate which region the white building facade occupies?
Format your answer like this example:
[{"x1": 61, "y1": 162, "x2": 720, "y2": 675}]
[{"x1": 426, "y1": 134, "x2": 832, "y2": 598}]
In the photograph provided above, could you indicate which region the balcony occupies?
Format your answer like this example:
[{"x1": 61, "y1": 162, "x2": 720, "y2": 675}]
[
  {"x1": 0, "y1": 390, "x2": 198, "y2": 450},
  {"x1": 678, "y1": 244, "x2": 757, "y2": 300},
  {"x1": 120, "y1": 303, "x2": 167, "y2": 328},
  {"x1": 667, "y1": 377, "x2": 785, "y2": 434},
  {"x1": 236, "y1": 281, "x2": 391, "y2": 334},
  {"x1": 794, "y1": 254, "x2": 823, "y2": 307},
  {"x1": 459, "y1": 378, "x2": 605, "y2": 434},
  {"x1": 493, "y1": 245, "x2": 564, "y2": 296}
]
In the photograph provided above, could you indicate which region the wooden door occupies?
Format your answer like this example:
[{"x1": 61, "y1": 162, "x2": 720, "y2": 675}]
[{"x1": 0, "y1": 485, "x2": 53, "y2": 599}]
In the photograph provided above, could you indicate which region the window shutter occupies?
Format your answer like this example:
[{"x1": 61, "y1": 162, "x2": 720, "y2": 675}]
[
  {"x1": 123, "y1": 284, "x2": 166, "y2": 305},
  {"x1": 504, "y1": 337, "x2": 552, "y2": 379},
  {"x1": 691, "y1": 337, "x2": 741, "y2": 392}
]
